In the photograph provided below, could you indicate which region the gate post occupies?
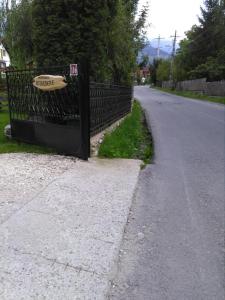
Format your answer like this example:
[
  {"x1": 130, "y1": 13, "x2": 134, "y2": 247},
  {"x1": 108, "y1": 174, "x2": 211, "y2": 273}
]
[
  {"x1": 6, "y1": 71, "x2": 12, "y2": 128},
  {"x1": 78, "y1": 60, "x2": 90, "y2": 160}
]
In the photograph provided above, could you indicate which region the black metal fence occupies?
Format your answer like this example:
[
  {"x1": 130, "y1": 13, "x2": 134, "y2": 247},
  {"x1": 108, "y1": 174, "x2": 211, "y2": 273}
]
[
  {"x1": 6, "y1": 64, "x2": 132, "y2": 159},
  {"x1": 0, "y1": 97, "x2": 8, "y2": 112},
  {"x1": 7, "y1": 66, "x2": 79, "y2": 123},
  {"x1": 90, "y1": 82, "x2": 132, "y2": 136}
]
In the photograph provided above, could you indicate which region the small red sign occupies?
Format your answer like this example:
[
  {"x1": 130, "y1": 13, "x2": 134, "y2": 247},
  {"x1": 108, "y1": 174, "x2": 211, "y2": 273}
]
[{"x1": 70, "y1": 64, "x2": 78, "y2": 76}]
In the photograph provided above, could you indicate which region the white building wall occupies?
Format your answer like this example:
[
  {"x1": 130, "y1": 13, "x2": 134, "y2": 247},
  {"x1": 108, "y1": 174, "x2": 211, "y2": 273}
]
[{"x1": 0, "y1": 43, "x2": 10, "y2": 66}]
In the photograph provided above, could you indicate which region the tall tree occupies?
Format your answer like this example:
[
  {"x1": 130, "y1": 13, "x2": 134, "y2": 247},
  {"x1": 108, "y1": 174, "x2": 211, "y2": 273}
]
[
  {"x1": 108, "y1": 0, "x2": 148, "y2": 83},
  {"x1": 156, "y1": 59, "x2": 170, "y2": 82},
  {"x1": 1, "y1": 0, "x2": 148, "y2": 82},
  {"x1": 174, "y1": 0, "x2": 225, "y2": 81},
  {"x1": 0, "y1": 0, "x2": 33, "y2": 68},
  {"x1": 197, "y1": 0, "x2": 225, "y2": 59},
  {"x1": 32, "y1": 0, "x2": 148, "y2": 83},
  {"x1": 33, "y1": 0, "x2": 121, "y2": 81},
  {"x1": 149, "y1": 58, "x2": 162, "y2": 85}
]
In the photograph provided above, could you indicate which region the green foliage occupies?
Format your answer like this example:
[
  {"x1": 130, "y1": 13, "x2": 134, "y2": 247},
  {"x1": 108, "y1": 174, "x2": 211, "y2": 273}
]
[
  {"x1": 174, "y1": 0, "x2": 225, "y2": 81},
  {"x1": 108, "y1": 0, "x2": 136, "y2": 83},
  {"x1": 32, "y1": 0, "x2": 148, "y2": 84},
  {"x1": 32, "y1": 0, "x2": 113, "y2": 80},
  {"x1": 98, "y1": 101, "x2": 153, "y2": 164},
  {"x1": 189, "y1": 47, "x2": 225, "y2": 80},
  {"x1": 149, "y1": 58, "x2": 162, "y2": 85},
  {"x1": 138, "y1": 55, "x2": 149, "y2": 69},
  {"x1": 136, "y1": 71, "x2": 141, "y2": 85},
  {"x1": 0, "y1": 98, "x2": 54, "y2": 153},
  {"x1": 156, "y1": 60, "x2": 170, "y2": 82},
  {"x1": 0, "y1": 0, "x2": 33, "y2": 68},
  {"x1": 173, "y1": 52, "x2": 188, "y2": 81},
  {"x1": 0, "y1": 0, "x2": 148, "y2": 83}
]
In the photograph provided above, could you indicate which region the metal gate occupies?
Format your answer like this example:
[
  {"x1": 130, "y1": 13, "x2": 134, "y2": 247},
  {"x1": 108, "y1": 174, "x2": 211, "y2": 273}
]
[
  {"x1": 6, "y1": 64, "x2": 90, "y2": 159},
  {"x1": 6, "y1": 64, "x2": 133, "y2": 160}
]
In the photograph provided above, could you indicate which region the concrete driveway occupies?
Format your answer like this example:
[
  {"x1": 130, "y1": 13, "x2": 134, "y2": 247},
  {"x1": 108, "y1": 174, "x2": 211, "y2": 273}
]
[{"x1": 0, "y1": 153, "x2": 141, "y2": 299}]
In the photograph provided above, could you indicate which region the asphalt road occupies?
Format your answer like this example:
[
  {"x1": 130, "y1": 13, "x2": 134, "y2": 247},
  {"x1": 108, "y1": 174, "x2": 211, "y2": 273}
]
[{"x1": 109, "y1": 87, "x2": 225, "y2": 300}]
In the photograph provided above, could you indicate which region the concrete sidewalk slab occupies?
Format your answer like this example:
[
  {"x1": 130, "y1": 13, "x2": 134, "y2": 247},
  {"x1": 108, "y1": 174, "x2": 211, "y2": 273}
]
[{"x1": 0, "y1": 154, "x2": 141, "y2": 299}]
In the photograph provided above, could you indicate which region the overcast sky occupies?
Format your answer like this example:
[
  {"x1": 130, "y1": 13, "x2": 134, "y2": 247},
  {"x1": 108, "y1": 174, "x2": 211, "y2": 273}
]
[{"x1": 138, "y1": 0, "x2": 204, "y2": 42}]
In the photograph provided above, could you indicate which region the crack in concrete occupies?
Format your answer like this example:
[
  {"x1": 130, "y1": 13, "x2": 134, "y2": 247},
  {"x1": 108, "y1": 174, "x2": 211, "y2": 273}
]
[
  {"x1": 90, "y1": 237, "x2": 114, "y2": 245},
  {"x1": 28, "y1": 209, "x2": 58, "y2": 219},
  {"x1": 11, "y1": 246, "x2": 102, "y2": 277},
  {"x1": 0, "y1": 178, "x2": 59, "y2": 226},
  {"x1": 0, "y1": 159, "x2": 78, "y2": 227}
]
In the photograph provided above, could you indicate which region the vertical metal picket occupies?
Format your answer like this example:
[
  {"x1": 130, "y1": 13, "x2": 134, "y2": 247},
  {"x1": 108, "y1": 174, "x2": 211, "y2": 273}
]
[{"x1": 78, "y1": 61, "x2": 90, "y2": 160}]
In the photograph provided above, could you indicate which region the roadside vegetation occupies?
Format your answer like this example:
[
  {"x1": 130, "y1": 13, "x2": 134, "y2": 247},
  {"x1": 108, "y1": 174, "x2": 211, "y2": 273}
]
[
  {"x1": 150, "y1": 0, "x2": 225, "y2": 84},
  {"x1": 155, "y1": 87, "x2": 225, "y2": 105},
  {"x1": 139, "y1": 1, "x2": 225, "y2": 99},
  {"x1": 0, "y1": 1, "x2": 148, "y2": 85},
  {"x1": 98, "y1": 101, "x2": 153, "y2": 165}
]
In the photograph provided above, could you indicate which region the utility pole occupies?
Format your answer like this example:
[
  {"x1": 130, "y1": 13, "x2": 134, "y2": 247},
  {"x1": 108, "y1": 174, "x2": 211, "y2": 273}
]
[
  {"x1": 153, "y1": 35, "x2": 165, "y2": 59},
  {"x1": 169, "y1": 30, "x2": 180, "y2": 87}
]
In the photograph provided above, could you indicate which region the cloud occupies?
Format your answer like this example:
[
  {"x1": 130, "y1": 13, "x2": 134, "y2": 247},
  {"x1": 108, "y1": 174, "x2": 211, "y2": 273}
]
[{"x1": 138, "y1": 0, "x2": 203, "y2": 39}]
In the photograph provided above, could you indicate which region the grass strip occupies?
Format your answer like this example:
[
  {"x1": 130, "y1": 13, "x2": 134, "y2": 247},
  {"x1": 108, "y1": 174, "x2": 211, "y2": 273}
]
[
  {"x1": 98, "y1": 100, "x2": 153, "y2": 165},
  {"x1": 0, "y1": 110, "x2": 54, "y2": 154},
  {"x1": 155, "y1": 87, "x2": 225, "y2": 105}
]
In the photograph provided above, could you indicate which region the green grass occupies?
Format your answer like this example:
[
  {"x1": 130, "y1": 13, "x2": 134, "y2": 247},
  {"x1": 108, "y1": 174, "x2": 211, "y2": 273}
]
[
  {"x1": 0, "y1": 87, "x2": 55, "y2": 154},
  {"x1": 0, "y1": 91, "x2": 7, "y2": 99},
  {"x1": 98, "y1": 101, "x2": 153, "y2": 165},
  {"x1": 0, "y1": 96, "x2": 54, "y2": 154},
  {"x1": 155, "y1": 87, "x2": 225, "y2": 105}
]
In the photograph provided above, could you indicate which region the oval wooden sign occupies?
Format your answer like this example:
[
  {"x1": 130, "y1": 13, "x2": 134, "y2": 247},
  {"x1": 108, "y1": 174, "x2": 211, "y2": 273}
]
[{"x1": 33, "y1": 75, "x2": 67, "y2": 91}]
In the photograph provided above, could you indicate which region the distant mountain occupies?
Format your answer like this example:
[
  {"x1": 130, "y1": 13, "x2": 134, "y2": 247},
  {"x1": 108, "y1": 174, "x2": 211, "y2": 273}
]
[
  {"x1": 138, "y1": 42, "x2": 171, "y2": 63},
  {"x1": 150, "y1": 39, "x2": 180, "y2": 54},
  {"x1": 150, "y1": 39, "x2": 173, "y2": 53}
]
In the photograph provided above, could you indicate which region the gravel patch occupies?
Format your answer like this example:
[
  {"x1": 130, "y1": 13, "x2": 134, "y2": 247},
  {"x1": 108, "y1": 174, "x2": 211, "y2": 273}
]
[{"x1": 0, "y1": 153, "x2": 77, "y2": 224}]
